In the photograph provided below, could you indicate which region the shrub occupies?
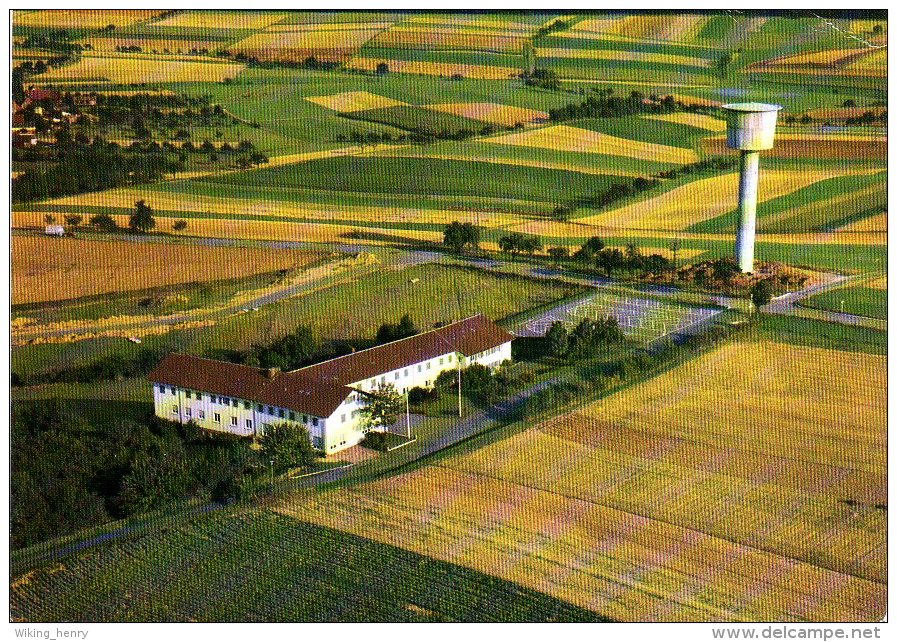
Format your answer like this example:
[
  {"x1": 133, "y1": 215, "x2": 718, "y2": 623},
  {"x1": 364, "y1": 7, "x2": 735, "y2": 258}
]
[
  {"x1": 360, "y1": 431, "x2": 389, "y2": 452},
  {"x1": 259, "y1": 422, "x2": 315, "y2": 473}
]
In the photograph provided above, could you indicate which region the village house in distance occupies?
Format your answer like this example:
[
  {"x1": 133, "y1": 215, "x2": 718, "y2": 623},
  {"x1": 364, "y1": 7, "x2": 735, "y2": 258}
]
[{"x1": 148, "y1": 314, "x2": 513, "y2": 453}]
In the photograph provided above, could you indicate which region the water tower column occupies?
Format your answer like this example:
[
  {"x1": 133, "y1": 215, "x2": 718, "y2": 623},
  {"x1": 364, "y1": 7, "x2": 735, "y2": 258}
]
[
  {"x1": 734, "y1": 150, "x2": 760, "y2": 273},
  {"x1": 722, "y1": 102, "x2": 782, "y2": 274}
]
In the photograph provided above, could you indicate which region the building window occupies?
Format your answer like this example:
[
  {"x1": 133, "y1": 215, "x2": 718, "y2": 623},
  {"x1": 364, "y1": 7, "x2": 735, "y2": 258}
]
[
  {"x1": 267, "y1": 406, "x2": 273, "y2": 414},
  {"x1": 341, "y1": 414, "x2": 346, "y2": 423},
  {"x1": 289, "y1": 411, "x2": 296, "y2": 421},
  {"x1": 221, "y1": 397, "x2": 228, "y2": 405},
  {"x1": 230, "y1": 417, "x2": 238, "y2": 427},
  {"x1": 257, "y1": 403, "x2": 263, "y2": 411},
  {"x1": 302, "y1": 415, "x2": 308, "y2": 423},
  {"x1": 232, "y1": 399, "x2": 238, "y2": 408},
  {"x1": 381, "y1": 376, "x2": 386, "y2": 385},
  {"x1": 426, "y1": 361, "x2": 431, "y2": 370},
  {"x1": 313, "y1": 418, "x2": 319, "y2": 427},
  {"x1": 195, "y1": 393, "x2": 202, "y2": 401},
  {"x1": 404, "y1": 369, "x2": 409, "y2": 376},
  {"x1": 351, "y1": 410, "x2": 358, "y2": 418},
  {"x1": 214, "y1": 413, "x2": 221, "y2": 423},
  {"x1": 418, "y1": 365, "x2": 422, "y2": 372},
  {"x1": 158, "y1": 384, "x2": 165, "y2": 393},
  {"x1": 278, "y1": 409, "x2": 285, "y2": 418},
  {"x1": 210, "y1": 395, "x2": 216, "y2": 403},
  {"x1": 244, "y1": 401, "x2": 251, "y2": 410},
  {"x1": 185, "y1": 390, "x2": 192, "y2": 399},
  {"x1": 448, "y1": 355, "x2": 453, "y2": 363},
  {"x1": 395, "y1": 372, "x2": 400, "y2": 380},
  {"x1": 312, "y1": 436, "x2": 323, "y2": 448},
  {"x1": 171, "y1": 405, "x2": 178, "y2": 414},
  {"x1": 246, "y1": 419, "x2": 253, "y2": 429},
  {"x1": 185, "y1": 407, "x2": 192, "y2": 417},
  {"x1": 199, "y1": 410, "x2": 205, "y2": 419}
]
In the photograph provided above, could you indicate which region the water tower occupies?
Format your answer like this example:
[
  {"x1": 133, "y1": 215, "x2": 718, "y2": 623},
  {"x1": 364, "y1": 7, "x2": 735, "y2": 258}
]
[{"x1": 722, "y1": 102, "x2": 782, "y2": 273}]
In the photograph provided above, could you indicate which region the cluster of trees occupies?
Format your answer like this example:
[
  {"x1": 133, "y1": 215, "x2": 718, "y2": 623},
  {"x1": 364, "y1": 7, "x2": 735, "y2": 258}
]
[
  {"x1": 433, "y1": 363, "x2": 531, "y2": 407},
  {"x1": 543, "y1": 317, "x2": 625, "y2": 360},
  {"x1": 244, "y1": 325, "x2": 318, "y2": 371},
  {"x1": 375, "y1": 314, "x2": 419, "y2": 345},
  {"x1": 231, "y1": 53, "x2": 343, "y2": 72},
  {"x1": 549, "y1": 90, "x2": 677, "y2": 121},
  {"x1": 20, "y1": 29, "x2": 83, "y2": 55},
  {"x1": 655, "y1": 155, "x2": 737, "y2": 180},
  {"x1": 843, "y1": 110, "x2": 887, "y2": 126},
  {"x1": 498, "y1": 232, "x2": 543, "y2": 257},
  {"x1": 338, "y1": 112, "x2": 502, "y2": 143},
  {"x1": 11, "y1": 399, "x2": 317, "y2": 549},
  {"x1": 443, "y1": 221, "x2": 481, "y2": 254},
  {"x1": 521, "y1": 68, "x2": 561, "y2": 91},
  {"x1": 12, "y1": 144, "x2": 184, "y2": 203},
  {"x1": 535, "y1": 18, "x2": 573, "y2": 38},
  {"x1": 574, "y1": 176, "x2": 659, "y2": 210},
  {"x1": 569, "y1": 237, "x2": 675, "y2": 278}
]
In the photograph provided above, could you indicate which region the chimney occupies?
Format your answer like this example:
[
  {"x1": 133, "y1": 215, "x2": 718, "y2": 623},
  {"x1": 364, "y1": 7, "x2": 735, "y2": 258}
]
[{"x1": 265, "y1": 367, "x2": 280, "y2": 380}]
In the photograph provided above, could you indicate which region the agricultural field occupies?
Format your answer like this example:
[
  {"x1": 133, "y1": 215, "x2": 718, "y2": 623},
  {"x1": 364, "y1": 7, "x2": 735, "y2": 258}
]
[
  {"x1": 34, "y1": 53, "x2": 245, "y2": 85},
  {"x1": 578, "y1": 167, "x2": 860, "y2": 231},
  {"x1": 9, "y1": 9, "x2": 889, "y2": 625},
  {"x1": 273, "y1": 339, "x2": 886, "y2": 622},
  {"x1": 11, "y1": 235, "x2": 321, "y2": 305},
  {"x1": 10, "y1": 511, "x2": 604, "y2": 622}
]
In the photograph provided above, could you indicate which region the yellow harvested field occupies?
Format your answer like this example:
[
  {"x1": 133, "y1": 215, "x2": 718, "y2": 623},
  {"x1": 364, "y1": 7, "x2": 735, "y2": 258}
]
[
  {"x1": 536, "y1": 47, "x2": 711, "y2": 68},
  {"x1": 11, "y1": 235, "x2": 320, "y2": 304},
  {"x1": 644, "y1": 112, "x2": 727, "y2": 131},
  {"x1": 805, "y1": 105, "x2": 887, "y2": 120},
  {"x1": 229, "y1": 26, "x2": 382, "y2": 60},
  {"x1": 485, "y1": 124, "x2": 697, "y2": 164},
  {"x1": 349, "y1": 57, "x2": 520, "y2": 80},
  {"x1": 152, "y1": 11, "x2": 287, "y2": 30},
  {"x1": 37, "y1": 54, "x2": 245, "y2": 84},
  {"x1": 425, "y1": 102, "x2": 548, "y2": 127},
  {"x1": 669, "y1": 93, "x2": 722, "y2": 107},
  {"x1": 13, "y1": 213, "x2": 441, "y2": 254},
  {"x1": 14, "y1": 9, "x2": 164, "y2": 29},
  {"x1": 278, "y1": 342, "x2": 885, "y2": 621},
  {"x1": 838, "y1": 213, "x2": 887, "y2": 233},
  {"x1": 846, "y1": 48, "x2": 887, "y2": 73},
  {"x1": 305, "y1": 91, "x2": 408, "y2": 113},
  {"x1": 371, "y1": 26, "x2": 528, "y2": 51},
  {"x1": 568, "y1": 14, "x2": 709, "y2": 44},
  {"x1": 579, "y1": 169, "x2": 849, "y2": 230}
]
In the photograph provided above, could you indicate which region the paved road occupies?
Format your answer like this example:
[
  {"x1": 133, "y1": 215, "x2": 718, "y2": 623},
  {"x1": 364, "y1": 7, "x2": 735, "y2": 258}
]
[{"x1": 760, "y1": 272, "x2": 886, "y2": 329}]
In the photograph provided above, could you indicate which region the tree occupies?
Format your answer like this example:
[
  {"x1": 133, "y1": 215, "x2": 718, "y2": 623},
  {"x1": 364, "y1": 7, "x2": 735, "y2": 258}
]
[
  {"x1": 750, "y1": 279, "x2": 775, "y2": 310},
  {"x1": 260, "y1": 422, "x2": 316, "y2": 473},
  {"x1": 552, "y1": 204, "x2": 573, "y2": 221},
  {"x1": 173, "y1": 219, "x2": 188, "y2": 231},
  {"x1": 376, "y1": 313, "x2": 418, "y2": 344},
  {"x1": 547, "y1": 246, "x2": 569, "y2": 265},
  {"x1": 522, "y1": 40, "x2": 536, "y2": 77},
  {"x1": 360, "y1": 383, "x2": 403, "y2": 431},
  {"x1": 64, "y1": 214, "x2": 83, "y2": 227},
  {"x1": 545, "y1": 321, "x2": 569, "y2": 357},
  {"x1": 129, "y1": 199, "x2": 155, "y2": 233},
  {"x1": 89, "y1": 213, "x2": 117, "y2": 232},
  {"x1": 669, "y1": 238, "x2": 681, "y2": 270},
  {"x1": 443, "y1": 221, "x2": 480, "y2": 254},
  {"x1": 596, "y1": 248, "x2": 625, "y2": 276},
  {"x1": 569, "y1": 317, "x2": 624, "y2": 358},
  {"x1": 375, "y1": 62, "x2": 389, "y2": 75},
  {"x1": 44, "y1": 214, "x2": 56, "y2": 225},
  {"x1": 574, "y1": 236, "x2": 606, "y2": 263}
]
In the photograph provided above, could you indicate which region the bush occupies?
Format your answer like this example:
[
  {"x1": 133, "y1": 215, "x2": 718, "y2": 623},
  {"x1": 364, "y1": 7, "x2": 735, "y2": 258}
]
[
  {"x1": 360, "y1": 431, "x2": 389, "y2": 452},
  {"x1": 408, "y1": 386, "x2": 439, "y2": 405},
  {"x1": 259, "y1": 422, "x2": 315, "y2": 473}
]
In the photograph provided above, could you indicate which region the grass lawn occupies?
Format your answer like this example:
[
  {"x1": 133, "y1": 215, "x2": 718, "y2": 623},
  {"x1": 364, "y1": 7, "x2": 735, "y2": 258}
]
[
  {"x1": 799, "y1": 285, "x2": 888, "y2": 321},
  {"x1": 342, "y1": 104, "x2": 490, "y2": 136},
  {"x1": 10, "y1": 509, "x2": 606, "y2": 622},
  {"x1": 757, "y1": 314, "x2": 888, "y2": 355}
]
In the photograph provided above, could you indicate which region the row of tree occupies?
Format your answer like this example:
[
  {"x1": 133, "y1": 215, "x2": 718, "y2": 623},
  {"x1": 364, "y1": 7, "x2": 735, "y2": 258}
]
[{"x1": 548, "y1": 91, "x2": 677, "y2": 121}]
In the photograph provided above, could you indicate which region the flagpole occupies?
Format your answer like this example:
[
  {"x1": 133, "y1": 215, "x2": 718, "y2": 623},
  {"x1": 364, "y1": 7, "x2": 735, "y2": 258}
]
[
  {"x1": 405, "y1": 390, "x2": 411, "y2": 439},
  {"x1": 457, "y1": 356, "x2": 462, "y2": 417}
]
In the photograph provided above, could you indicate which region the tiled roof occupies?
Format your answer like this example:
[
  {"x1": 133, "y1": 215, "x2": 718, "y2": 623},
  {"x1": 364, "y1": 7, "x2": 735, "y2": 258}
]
[{"x1": 147, "y1": 314, "x2": 512, "y2": 418}]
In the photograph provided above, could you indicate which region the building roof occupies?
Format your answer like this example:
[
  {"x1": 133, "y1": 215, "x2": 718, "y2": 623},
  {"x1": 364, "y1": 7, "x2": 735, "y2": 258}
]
[{"x1": 147, "y1": 314, "x2": 513, "y2": 418}]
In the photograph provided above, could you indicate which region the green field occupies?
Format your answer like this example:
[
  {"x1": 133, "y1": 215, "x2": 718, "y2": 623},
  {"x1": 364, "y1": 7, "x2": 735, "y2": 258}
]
[
  {"x1": 691, "y1": 171, "x2": 888, "y2": 233},
  {"x1": 343, "y1": 104, "x2": 491, "y2": 136},
  {"x1": 204, "y1": 155, "x2": 622, "y2": 204},
  {"x1": 801, "y1": 285, "x2": 888, "y2": 320},
  {"x1": 10, "y1": 509, "x2": 607, "y2": 622},
  {"x1": 575, "y1": 116, "x2": 712, "y2": 149}
]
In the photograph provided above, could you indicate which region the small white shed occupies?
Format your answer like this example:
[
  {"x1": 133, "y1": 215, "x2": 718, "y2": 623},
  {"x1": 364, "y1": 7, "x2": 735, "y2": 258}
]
[{"x1": 44, "y1": 224, "x2": 65, "y2": 237}]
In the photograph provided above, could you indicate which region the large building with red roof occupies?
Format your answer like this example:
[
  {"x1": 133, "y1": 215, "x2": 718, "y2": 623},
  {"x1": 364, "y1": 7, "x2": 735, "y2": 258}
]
[{"x1": 147, "y1": 314, "x2": 513, "y2": 453}]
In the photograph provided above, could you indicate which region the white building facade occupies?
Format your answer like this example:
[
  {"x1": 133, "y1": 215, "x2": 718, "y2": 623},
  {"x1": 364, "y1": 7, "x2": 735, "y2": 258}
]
[{"x1": 148, "y1": 314, "x2": 513, "y2": 454}]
